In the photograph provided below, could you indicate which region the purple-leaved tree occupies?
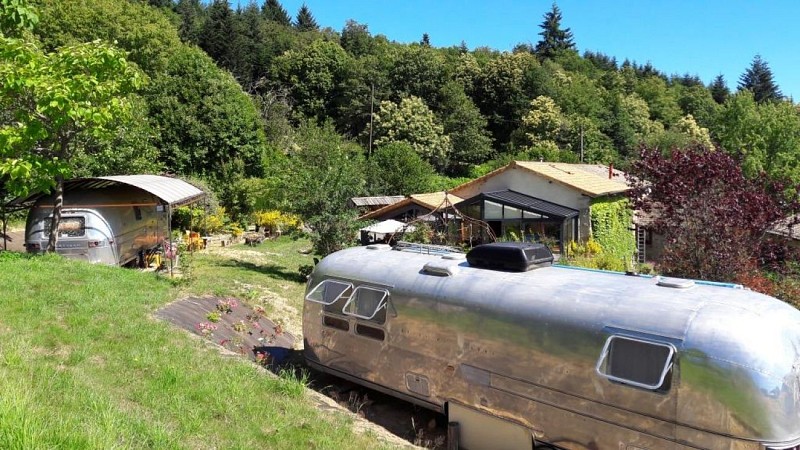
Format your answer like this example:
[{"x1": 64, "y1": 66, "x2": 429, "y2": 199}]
[{"x1": 627, "y1": 145, "x2": 799, "y2": 282}]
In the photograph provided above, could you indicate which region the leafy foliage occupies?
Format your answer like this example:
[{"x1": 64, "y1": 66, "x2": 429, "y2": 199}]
[
  {"x1": 589, "y1": 196, "x2": 636, "y2": 265},
  {"x1": 252, "y1": 210, "x2": 300, "y2": 233},
  {"x1": 366, "y1": 142, "x2": 435, "y2": 196},
  {"x1": 713, "y1": 91, "x2": 800, "y2": 185},
  {"x1": 0, "y1": 0, "x2": 38, "y2": 35},
  {"x1": 145, "y1": 45, "x2": 266, "y2": 178},
  {"x1": 285, "y1": 122, "x2": 365, "y2": 256},
  {"x1": 439, "y1": 81, "x2": 494, "y2": 175},
  {"x1": 271, "y1": 40, "x2": 353, "y2": 123},
  {"x1": 373, "y1": 96, "x2": 452, "y2": 171},
  {"x1": 627, "y1": 146, "x2": 799, "y2": 282},
  {"x1": 0, "y1": 11, "x2": 145, "y2": 249}
]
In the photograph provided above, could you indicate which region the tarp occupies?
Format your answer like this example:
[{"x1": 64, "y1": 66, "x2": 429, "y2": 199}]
[{"x1": 360, "y1": 219, "x2": 416, "y2": 235}]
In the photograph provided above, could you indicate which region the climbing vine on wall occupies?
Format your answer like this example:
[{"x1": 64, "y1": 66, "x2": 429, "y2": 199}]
[{"x1": 590, "y1": 196, "x2": 635, "y2": 264}]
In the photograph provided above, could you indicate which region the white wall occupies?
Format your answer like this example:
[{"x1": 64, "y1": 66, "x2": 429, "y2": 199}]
[{"x1": 453, "y1": 167, "x2": 594, "y2": 239}]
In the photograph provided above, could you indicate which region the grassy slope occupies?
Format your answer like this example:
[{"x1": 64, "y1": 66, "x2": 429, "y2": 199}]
[
  {"x1": 0, "y1": 241, "x2": 385, "y2": 449},
  {"x1": 184, "y1": 237, "x2": 313, "y2": 316}
]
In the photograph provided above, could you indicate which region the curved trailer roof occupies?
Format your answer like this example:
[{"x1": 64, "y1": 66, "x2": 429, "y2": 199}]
[{"x1": 9, "y1": 175, "x2": 205, "y2": 208}]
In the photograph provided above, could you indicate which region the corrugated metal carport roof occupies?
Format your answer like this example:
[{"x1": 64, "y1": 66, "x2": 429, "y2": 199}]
[{"x1": 10, "y1": 175, "x2": 205, "y2": 208}]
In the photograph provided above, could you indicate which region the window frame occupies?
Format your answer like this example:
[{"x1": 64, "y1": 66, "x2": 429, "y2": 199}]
[
  {"x1": 595, "y1": 335, "x2": 675, "y2": 391},
  {"x1": 44, "y1": 216, "x2": 86, "y2": 238},
  {"x1": 305, "y1": 279, "x2": 354, "y2": 306},
  {"x1": 341, "y1": 286, "x2": 389, "y2": 321}
]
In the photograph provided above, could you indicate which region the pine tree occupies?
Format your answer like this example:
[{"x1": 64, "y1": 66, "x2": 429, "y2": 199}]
[
  {"x1": 199, "y1": 0, "x2": 236, "y2": 68},
  {"x1": 235, "y1": 0, "x2": 265, "y2": 87},
  {"x1": 420, "y1": 33, "x2": 431, "y2": 47},
  {"x1": 709, "y1": 74, "x2": 729, "y2": 104},
  {"x1": 534, "y1": 3, "x2": 576, "y2": 59},
  {"x1": 294, "y1": 4, "x2": 318, "y2": 32},
  {"x1": 175, "y1": 0, "x2": 204, "y2": 45},
  {"x1": 261, "y1": 0, "x2": 290, "y2": 26},
  {"x1": 738, "y1": 55, "x2": 783, "y2": 103}
]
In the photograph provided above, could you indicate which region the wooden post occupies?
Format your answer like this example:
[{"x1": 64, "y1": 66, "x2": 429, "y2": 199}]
[{"x1": 447, "y1": 421, "x2": 459, "y2": 450}]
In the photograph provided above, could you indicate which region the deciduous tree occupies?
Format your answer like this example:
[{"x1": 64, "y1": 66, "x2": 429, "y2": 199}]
[
  {"x1": 271, "y1": 39, "x2": 353, "y2": 123},
  {"x1": 366, "y1": 142, "x2": 434, "y2": 196},
  {"x1": 286, "y1": 122, "x2": 365, "y2": 256},
  {"x1": 627, "y1": 146, "x2": 798, "y2": 282},
  {"x1": 340, "y1": 20, "x2": 373, "y2": 57},
  {"x1": 146, "y1": 46, "x2": 267, "y2": 179},
  {"x1": 473, "y1": 52, "x2": 539, "y2": 147},
  {"x1": 373, "y1": 96, "x2": 452, "y2": 171},
  {"x1": 713, "y1": 91, "x2": 800, "y2": 184},
  {"x1": 439, "y1": 81, "x2": 494, "y2": 176},
  {"x1": 389, "y1": 45, "x2": 448, "y2": 112},
  {"x1": 0, "y1": 21, "x2": 144, "y2": 251}
]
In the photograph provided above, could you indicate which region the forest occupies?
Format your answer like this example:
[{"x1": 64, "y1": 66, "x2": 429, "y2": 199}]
[{"x1": 1, "y1": 0, "x2": 799, "y2": 292}]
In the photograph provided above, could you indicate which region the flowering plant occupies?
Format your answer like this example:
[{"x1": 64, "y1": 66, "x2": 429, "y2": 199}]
[
  {"x1": 195, "y1": 322, "x2": 217, "y2": 338},
  {"x1": 216, "y1": 298, "x2": 238, "y2": 314},
  {"x1": 232, "y1": 320, "x2": 248, "y2": 333},
  {"x1": 255, "y1": 351, "x2": 271, "y2": 367}
]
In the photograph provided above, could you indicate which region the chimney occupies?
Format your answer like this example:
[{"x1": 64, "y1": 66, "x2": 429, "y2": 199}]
[{"x1": 608, "y1": 163, "x2": 613, "y2": 179}]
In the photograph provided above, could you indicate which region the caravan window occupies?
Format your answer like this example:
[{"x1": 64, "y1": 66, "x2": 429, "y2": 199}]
[
  {"x1": 596, "y1": 336, "x2": 674, "y2": 391},
  {"x1": 44, "y1": 217, "x2": 86, "y2": 238},
  {"x1": 342, "y1": 286, "x2": 389, "y2": 324},
  {"x1": 305, "y1": 280, "x2": 353, "y2": 314}
]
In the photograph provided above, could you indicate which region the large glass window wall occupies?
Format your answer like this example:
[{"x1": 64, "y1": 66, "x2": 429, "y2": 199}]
[{"x1": 459, "y1": 199, "x2": 577, "y2": 254}]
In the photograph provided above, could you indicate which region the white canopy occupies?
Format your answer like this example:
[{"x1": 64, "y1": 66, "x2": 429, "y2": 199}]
[{"x1": 360, "y1": 219, "x2": 416, "y2": 235}]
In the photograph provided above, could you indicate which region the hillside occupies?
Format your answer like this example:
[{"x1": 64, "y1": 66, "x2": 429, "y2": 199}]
[{"x1": 0, "y1": 244, "x2": 416, "y2": 449}]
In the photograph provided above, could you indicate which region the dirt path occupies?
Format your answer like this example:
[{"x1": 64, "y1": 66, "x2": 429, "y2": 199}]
[{"x1": 2, "y1": 229, "x2": 25, "y2": 252}]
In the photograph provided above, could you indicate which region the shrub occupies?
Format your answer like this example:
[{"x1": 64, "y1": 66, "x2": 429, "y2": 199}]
[
  {"x1": 253, "y1": 210, "x2": 301, "y2": 234},
  {"x1": 172, "y1": 205, "x2": 230, "y2": 235}
]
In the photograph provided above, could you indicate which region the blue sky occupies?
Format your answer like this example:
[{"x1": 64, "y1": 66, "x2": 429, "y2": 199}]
[{"x1": 241, "y1": 0, "x2": 800, "y2": 100}]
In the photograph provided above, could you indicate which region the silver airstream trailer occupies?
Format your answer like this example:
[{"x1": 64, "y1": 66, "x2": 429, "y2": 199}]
[
  {"x1": 303, "y1": 242, "x2": 800, "y2": 450},
  {"x1": 21, "y1": 175, "x2": 204, "y2": 266}
]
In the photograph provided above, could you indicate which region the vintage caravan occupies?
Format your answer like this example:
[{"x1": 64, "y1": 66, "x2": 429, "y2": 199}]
[
  {"x1": 23, "y1": 175, "x2": 204, "y2": 266},
  {"x1": 303, "y1": 242, "x2": 800, "y2": 450}
]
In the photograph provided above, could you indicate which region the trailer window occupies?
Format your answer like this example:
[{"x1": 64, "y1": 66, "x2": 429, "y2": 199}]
[
  {"x1": 342, "y1": 286, "x2": 388, "y2": 324},
  {"x1": 355, "y1": 323, "x2": 385, "y2": 340},
  {"x1": 322, "y1": 315, "x2": 349, "y2": 331},
  {"x1": 306, "y1": 280, "x2": 352, "y2": 308},
  {"x1": 133, "y1": 206, "x2": 142, "y2": 220},
  {"x1": 596, "y1": 336, "x2": 674, "y2": 391},
  {"x1": 44, "y1": 217, "x2": 86, "y2": 238}
]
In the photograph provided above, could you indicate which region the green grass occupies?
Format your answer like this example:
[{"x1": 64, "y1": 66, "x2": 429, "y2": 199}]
[
  {"x1": 0, "y1": 241, "x2": 389, "y2": 449},
  {"x1": 181, "y1": 237, "x2": 314, "y2": 316}
]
